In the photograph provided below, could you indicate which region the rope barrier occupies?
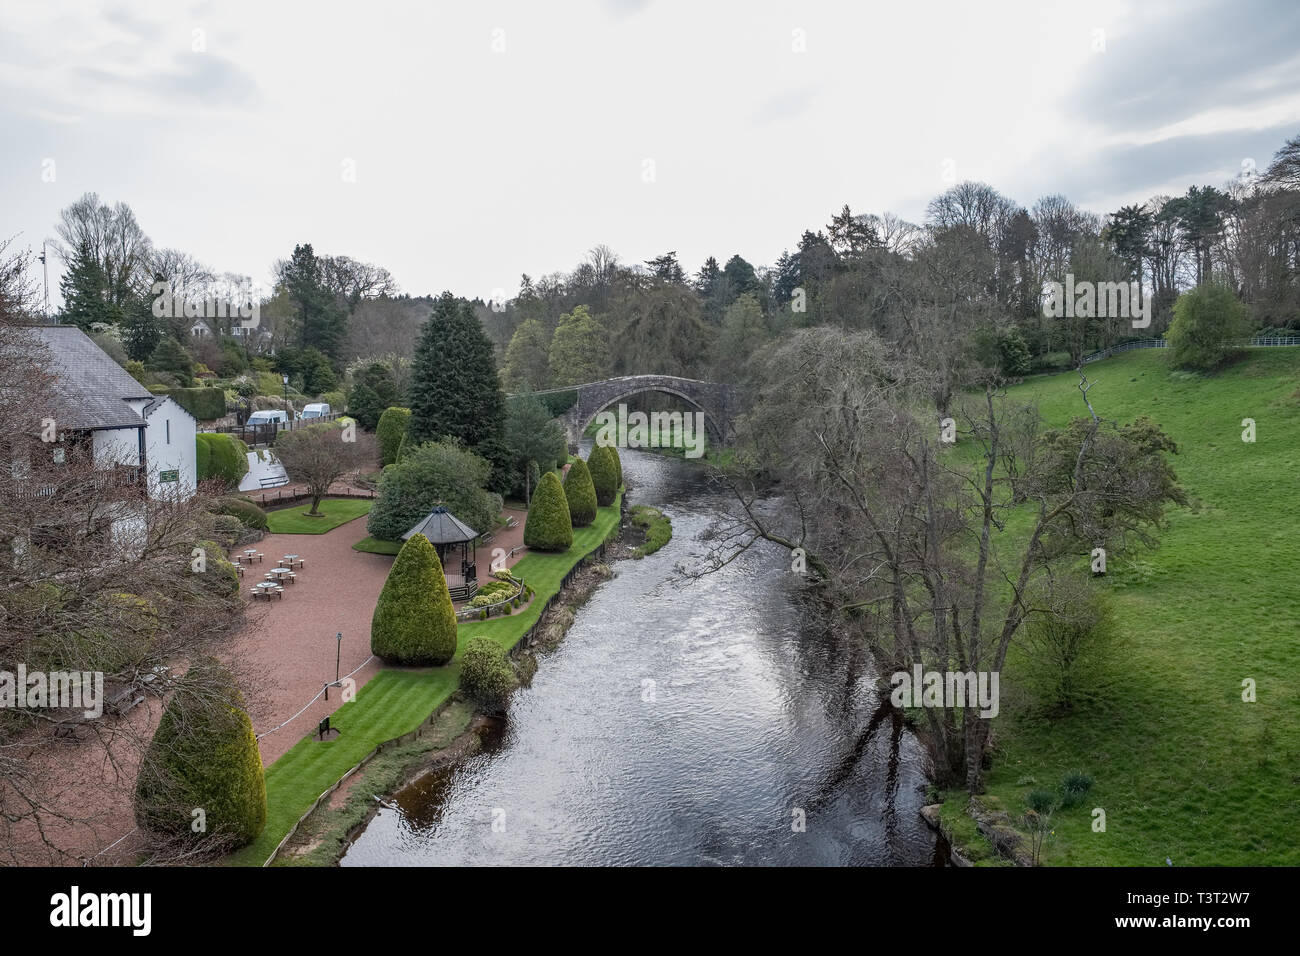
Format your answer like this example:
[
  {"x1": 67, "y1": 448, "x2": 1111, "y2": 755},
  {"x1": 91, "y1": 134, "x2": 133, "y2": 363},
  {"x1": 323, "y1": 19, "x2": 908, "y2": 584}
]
[{"x1": 255, "y1": 654, "x2": 376, "y2": 740}]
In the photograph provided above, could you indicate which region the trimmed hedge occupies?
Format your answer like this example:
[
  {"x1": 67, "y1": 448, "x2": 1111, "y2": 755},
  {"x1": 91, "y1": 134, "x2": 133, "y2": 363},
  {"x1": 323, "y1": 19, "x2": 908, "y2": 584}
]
[
  {"x1": 133, "y1": 657, "x2": 266, "y2": 848},
  {"x1": 196, "y1": 433, "x2": 250, "y2": 487},
  {"x1": 562, "y1": 458, "x2": 597, "y2": 527},
  {"x1": 370, "y1": 533, "x2": 458, "y2": 665},
  {"x1": 523, "y1": 471, "x2": 572, "y2": 551},
  {"x1": 163, "y1": 386, "x2": 227, "y2": 422},
  {"x1": 214, "y1": 497, "x2": 268, "y2": 531},
  {"x1": 587, "y1": 444, "x2": 619, "y2": 507},
  {"x1": 376, "y1": 407, "x2": 411, "y2": 467},
  {"x1": 459, "y1": 635, "x2": 518, "y2": 708}
]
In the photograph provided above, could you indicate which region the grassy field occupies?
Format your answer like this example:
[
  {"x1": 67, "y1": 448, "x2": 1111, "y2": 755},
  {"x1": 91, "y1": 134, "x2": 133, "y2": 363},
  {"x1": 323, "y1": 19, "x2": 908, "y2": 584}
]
[
  {"x1": 267, "y1": 498, "x2": 373, "y2": 534},
  {"x1": 226, "y1": 492, "x2": 622, "y2": 865},
  {"x1": 960, "y1": 348, "x2": 1300, "y2": 866}
]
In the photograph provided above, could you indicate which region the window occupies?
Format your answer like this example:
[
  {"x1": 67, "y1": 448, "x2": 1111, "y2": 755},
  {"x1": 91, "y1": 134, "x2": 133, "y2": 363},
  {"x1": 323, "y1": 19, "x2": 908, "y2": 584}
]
[{"x1": 165, "y1": 419, "x2": 170, "y2": 445}]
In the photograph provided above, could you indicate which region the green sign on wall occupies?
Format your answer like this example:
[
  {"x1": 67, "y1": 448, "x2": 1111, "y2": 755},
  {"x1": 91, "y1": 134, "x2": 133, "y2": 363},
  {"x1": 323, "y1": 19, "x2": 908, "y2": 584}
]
[{"x1": 160, "y1": 469, "x2": 179, "y2": 483}]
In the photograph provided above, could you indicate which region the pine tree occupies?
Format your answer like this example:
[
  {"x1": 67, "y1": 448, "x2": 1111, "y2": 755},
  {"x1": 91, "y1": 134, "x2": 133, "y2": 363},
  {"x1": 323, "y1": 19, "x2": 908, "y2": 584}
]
[
  {"x1": 408, "y1": 292, "x2": 505, "y2": 449},
  {"x1": 282, "y1": 243, "x2": 347, "y2": 362},
  {"x1": 58, "y1": 252, "x2": 112, "y2": 330}
]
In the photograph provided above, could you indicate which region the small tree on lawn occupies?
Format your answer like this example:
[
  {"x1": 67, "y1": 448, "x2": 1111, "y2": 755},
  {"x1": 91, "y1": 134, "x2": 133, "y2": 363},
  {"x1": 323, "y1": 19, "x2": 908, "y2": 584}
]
[
  {"x1": 460, "y1": 636, "x2": 518, "y2": 710},
  {"x1": 133, "y1": 657, "x2": 266, "y2": 850},
  {"x1": 370, "y1": 533, "x2": 458, "y2": 665},
  {"x1": 562, "y1": 457, "x2": 597, "y2": 527},
  {"x1": 273, "y1": 421, "x2": 374, "y2": 516},
  {"x1": 524, "y1": 471, "x2": 572, "y2": 551},
  {"x1": 587, "y1": 443, "x2": 619, "y2": 507},
  {"x1": 1167, "y1": 283, "x2": 1249, "y2": 370}
]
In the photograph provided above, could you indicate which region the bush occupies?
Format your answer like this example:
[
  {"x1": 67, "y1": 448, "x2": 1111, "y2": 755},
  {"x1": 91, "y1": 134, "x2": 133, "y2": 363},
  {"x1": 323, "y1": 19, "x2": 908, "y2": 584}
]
[
  {"x1": 587, "y1": 444, "x2": 619, "y2": 506},
  {"x1": 366, "y1": 440, "x2": 497, "y2": 543},
  {"x1": 193, "y1": 539, "x2": 240, "y2": 597},
  {"x1": 459, "y1": 636, "x2": 518, "y2": 708},
  {"x1": 376, "y1": 407, "x2": 411, "y2": 467},
  {"x1": 370, "y1": 534, "x2": 458, "y2": 665},
  {"x1": 164, "y1": 387, "x2": 227, "y2": 421},
  {"x1": 214, "y1": 497, "x2": 268, "y2": 530},
  {"x1": 196, "y1": 433, "x2": 249, "y2": 488},
  {"x1": 1020, "y1": 574, "x2": 1119, "y2": 711},
  {"x1": 1167, "y1": 283, "x2": 1249, "y2": 370},
  {"x1": 1059, "y1": 771, "x2": 1095, "y2": 808},
  {"x1": 562, "y1": 458, "x2": 597, "y2": 527},
  {"x1": 133, "y1": 657, "x2": 266, "y2": 848},
  {"x1": 524, "y1": 471, "x2": 572, "y2": 551},
  {"x1": 318, "y1": 390, "x2": 345, "y2": 412}
]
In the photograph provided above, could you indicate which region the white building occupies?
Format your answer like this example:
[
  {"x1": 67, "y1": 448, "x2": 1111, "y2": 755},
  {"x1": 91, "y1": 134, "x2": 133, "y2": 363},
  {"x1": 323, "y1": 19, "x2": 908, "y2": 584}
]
[{"x1": 28, "y1": 326, "x2": 197, "y2": 501}]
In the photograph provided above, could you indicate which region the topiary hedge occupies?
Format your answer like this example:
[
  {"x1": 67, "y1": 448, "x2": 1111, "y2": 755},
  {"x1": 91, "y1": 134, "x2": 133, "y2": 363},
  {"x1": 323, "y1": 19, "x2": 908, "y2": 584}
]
[
  {"x1": 370, "y1": 533, "x2": 458, "y2": 665},
  {"x1": 133, "y1": 657, "x2": 266, "y2": 848},
  {"x1": 196, "y1": 433, "x2": 250, "y2": 488},
  {"x1": 214, "y1": 497, "x2": 268, "y2": 530},
  {"x1": 163, "y1": 386, "x2": 227, "y2": 422},
  {"x1": 523, "y1": 471, "x2": 572, "y2": 551},
  {"x1": 562, "y1": 458, "x2": 597, "y2": 527},
  {"x1": 376, "y1": 407, "x2": 411, "y2": 467},
  {"x1": 459, "y1": 635, "x2": 518, "y2": 708},
  {"x1": 587, "y1": 444, "x2": 619, "y2": 507}
]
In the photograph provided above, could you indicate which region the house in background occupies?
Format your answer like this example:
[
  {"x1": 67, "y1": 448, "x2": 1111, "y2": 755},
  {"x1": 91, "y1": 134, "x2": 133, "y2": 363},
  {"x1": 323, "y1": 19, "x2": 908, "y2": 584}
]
[{"x1": 27, "y1": 326, "x2": 197, "y2": 502}]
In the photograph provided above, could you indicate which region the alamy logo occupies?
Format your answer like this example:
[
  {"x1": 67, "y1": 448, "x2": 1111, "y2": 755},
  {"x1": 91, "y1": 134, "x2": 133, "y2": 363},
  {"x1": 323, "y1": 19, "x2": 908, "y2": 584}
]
[
  {"x1": 50, "y1": 886, "x2": 151, "y2": 936},
  {"x1": 0, "y1": 665, "x2": 103, "y2": 718},
  {"x1": 592, "y1": 403, "x2": 707, "y2": 458},
  {"x1": 889, "y1": 664, "x2": 1000, "y2": 718},
  {"x1": 152, "y1": 280, "x2": 260, "y2": 327},
  {"x1": 1043, "y1": 274, "x2": 1150, "y2": 329}
]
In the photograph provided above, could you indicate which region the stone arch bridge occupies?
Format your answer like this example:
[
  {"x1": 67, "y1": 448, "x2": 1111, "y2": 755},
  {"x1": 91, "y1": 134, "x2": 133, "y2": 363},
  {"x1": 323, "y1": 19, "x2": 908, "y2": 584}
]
[{"x1": 523, "y1": 375, "x2": 739, "y2": 449}]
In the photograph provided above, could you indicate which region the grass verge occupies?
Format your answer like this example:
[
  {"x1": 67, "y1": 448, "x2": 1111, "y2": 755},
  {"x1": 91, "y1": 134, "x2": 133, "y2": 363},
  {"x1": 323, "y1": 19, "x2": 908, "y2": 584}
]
[{"x1": 267, "y1": 498, "x2": 373, "y2": 534}]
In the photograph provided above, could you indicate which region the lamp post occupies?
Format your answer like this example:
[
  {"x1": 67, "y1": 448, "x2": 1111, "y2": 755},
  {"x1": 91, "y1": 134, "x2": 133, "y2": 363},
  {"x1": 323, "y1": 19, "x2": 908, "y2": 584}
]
[
  {"x1": 282, "y1": 373, "x2": 289, "y2": 415},
  {"x1": 335, "y1": 631, "x2": 342, "y2": 686}
]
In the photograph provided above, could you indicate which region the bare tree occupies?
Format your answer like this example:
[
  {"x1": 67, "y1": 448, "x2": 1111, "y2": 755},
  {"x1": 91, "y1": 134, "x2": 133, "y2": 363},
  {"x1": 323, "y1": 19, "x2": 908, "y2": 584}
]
[{"x1": 273, "y1": 422, "x2": 376, "y2": 515}]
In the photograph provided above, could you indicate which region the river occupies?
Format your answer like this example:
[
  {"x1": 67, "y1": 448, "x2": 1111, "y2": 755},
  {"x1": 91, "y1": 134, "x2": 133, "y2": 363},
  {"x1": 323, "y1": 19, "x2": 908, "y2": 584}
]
[{"x1": 341, "y1": 446, "x2": 941, "y2": 866}]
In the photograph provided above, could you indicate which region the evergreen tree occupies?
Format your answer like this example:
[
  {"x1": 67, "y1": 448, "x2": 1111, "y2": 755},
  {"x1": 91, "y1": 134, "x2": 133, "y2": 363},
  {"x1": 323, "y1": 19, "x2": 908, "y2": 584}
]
[
  {"x1": 281, "y1": 243, "x2": 347, "y2": 362},
  {"x1": 408, "y1": 291, "x2": 505, "y2": 449},
  {"x1": 523, "y1": 470, "x2": 573, "y2": 551},
  {"x1": 501, "y1": 318, "x2": 552, "y2": 390},
  {"x1": 562, "y1": 457, "x2": 598, "y2": 527},
  {"x1": 370, "y1": 533, "x2": 458, "y2": 665},
  {"x1": 147, "y1": 336, "x2": 195, "y2": 386},
  {"x1": 547, "y1": 305, "x2": 608, "y2": 386},
  {"x1": 58, "y1": 252, "x2": 113, "y2": 330},
  {"x1": 504, "y1": 392, "x2": 567, "y2": 502}
]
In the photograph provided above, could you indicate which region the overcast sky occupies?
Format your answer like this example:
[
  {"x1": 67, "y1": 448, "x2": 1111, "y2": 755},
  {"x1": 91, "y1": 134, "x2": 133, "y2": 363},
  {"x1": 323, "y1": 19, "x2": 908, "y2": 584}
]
[{"x1": 3, "y1": 0, "x2": 1298, "y2": 305}]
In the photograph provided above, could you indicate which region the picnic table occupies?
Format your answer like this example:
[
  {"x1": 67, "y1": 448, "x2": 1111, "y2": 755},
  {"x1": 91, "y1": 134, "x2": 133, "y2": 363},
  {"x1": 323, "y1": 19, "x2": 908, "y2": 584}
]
[
  {"x1": 252, "y1": 581, "x2": 284, "y2": 601},
  {"x1": 281, "y1": 554, "x2": 304, "y2": 569},
  {"x1": 242, "y1": 549, "x2": 264, "y2": 563},
  {"x1": 267, "y1": 567, "x2": 295, "y2": 583}
]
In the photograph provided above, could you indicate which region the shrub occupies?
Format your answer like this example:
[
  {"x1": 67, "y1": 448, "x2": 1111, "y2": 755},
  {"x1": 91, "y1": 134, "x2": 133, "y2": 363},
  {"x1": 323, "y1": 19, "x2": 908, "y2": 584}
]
[
  {"x1": 587, "y1": 444, "x2": 619, "y2": 506},
  {"x1": 1059, "y1": 771, "x2": 1095, "y2": 808},
  {"x1": 366, "y1": 440, "x2": 497, "y2": 542},
  {"x1": 562, "y1": 458, "x2": 597, "y2": 527},
  {"x1": 459, "y1": 636, "x2": 518, "y2": 708},
  {"x1": 214, "y1": 497, "x2": 268, "y2": 530},
  {"x1": 1020, "y1": 573, "x2": 1119, "y2": 712},
  {"x1": 524, "y1": 471, "x2": 572, "y2": 551},
  {"x1": 376, "y1": 407, "x2": 411, "y2": 467},
  {"x1": 133, "y1": 657, "x2": 266, "y2": 848},
  {"x1": 196, "y1": 433, "x2": 250, "y2": 488},
  {"x1": 164, "y1": 387, "x2": 226, "y2": 421},
  {"x1": 370, "y1": 534, "x2": 458, "y2": 665},
  {"x1": 1167, "y1": 283, "x2": 1249, "y2": 370},
  {"x1": 194, "y1": 539, "x2": 240, "y2": 597}
]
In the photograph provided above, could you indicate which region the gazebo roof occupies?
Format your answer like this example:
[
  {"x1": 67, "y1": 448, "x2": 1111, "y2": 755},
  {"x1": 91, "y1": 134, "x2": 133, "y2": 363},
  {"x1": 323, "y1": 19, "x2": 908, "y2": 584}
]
[{"x1": 401, "y1": 506, "x2": 479, "y2": 544}]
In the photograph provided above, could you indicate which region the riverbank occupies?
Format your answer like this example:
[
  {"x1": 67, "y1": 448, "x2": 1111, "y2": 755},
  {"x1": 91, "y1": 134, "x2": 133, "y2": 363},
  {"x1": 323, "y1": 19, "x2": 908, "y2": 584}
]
[
  {"x1": 276, "y1": 507, "x2": 658, "y2": 865},
  {"x1": 222, "y1": 491, "x2": 624, "y2": 866}
]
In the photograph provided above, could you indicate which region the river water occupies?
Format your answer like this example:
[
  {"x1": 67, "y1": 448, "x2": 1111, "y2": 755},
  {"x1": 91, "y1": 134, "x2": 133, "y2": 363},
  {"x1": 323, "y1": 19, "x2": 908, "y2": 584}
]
[{"x1": 341, "y1": 447, "x2": 940, "y2": 866}]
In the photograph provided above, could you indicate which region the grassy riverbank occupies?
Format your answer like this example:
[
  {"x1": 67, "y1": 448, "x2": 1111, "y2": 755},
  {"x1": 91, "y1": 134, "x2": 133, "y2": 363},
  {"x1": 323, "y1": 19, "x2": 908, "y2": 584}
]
[
  {"x1": 225, "y1": 492, "x2": 623, "y2": 866},
  {"x1": 944, "y1": 348, "x2": 1300, "y2": 866}
]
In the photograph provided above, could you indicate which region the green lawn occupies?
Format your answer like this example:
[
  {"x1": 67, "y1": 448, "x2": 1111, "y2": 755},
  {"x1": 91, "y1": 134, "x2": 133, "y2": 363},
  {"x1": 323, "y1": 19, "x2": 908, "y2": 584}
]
[
  {"x1": 352, "y1": 536, "x2": 402, "y2": 555},
  {"x1": 226, "y1": 493, "x2": 622, "y2": 865},
  {"x1": 966, "y1": 348, "x2": 1300, "y2": 866},
  {"x1": 266, "y1": 498, "x2": 373, "y2": 534}
]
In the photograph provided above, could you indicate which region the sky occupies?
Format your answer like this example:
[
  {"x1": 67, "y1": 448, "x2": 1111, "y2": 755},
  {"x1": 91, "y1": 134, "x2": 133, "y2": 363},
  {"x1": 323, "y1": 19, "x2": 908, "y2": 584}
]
[{"x1": 2, "y1": 0, "x2": 1298, "y2": 306}]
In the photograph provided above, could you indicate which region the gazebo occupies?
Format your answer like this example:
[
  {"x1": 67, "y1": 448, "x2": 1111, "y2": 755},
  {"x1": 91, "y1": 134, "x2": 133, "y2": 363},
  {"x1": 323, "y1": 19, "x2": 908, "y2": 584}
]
[{"x1": 402, "y1": 506, "x2": 480, "y2": 599}]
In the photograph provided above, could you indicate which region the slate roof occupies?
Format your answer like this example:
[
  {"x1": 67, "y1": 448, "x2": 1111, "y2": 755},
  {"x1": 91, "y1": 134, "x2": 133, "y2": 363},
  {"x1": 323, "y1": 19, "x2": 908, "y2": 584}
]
[
  {"x1": 28, "y1": 325, "x2": 153, "y2": 430},
  {"x1": 401, "y1": 506, "x2": 479, "y2": 544}
]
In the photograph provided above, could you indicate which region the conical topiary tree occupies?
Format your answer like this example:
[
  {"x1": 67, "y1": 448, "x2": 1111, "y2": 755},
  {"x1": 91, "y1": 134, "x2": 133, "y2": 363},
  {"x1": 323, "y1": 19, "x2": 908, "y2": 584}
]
[
  {"x1": 562, "y1": 457, "x2": 597, "y2": 527},
  {"x1": 587, "y1": 443, "x2": 619, "y2": 507},
  {"x1": 134, "y1": 657, "x2": 266, "y2": 849},
  {"x1": 608, "y1": 443, "x2": 622, "y2": 490},
  {"x1": 370, "y1": 533, "x2": 458, "y2": 665},
  {"x1": 524, "y1": 470, "x2": 573, "y2": 551},
  {"x1": 376, "y1": 406, "x2": 411, "y2": 467}
]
